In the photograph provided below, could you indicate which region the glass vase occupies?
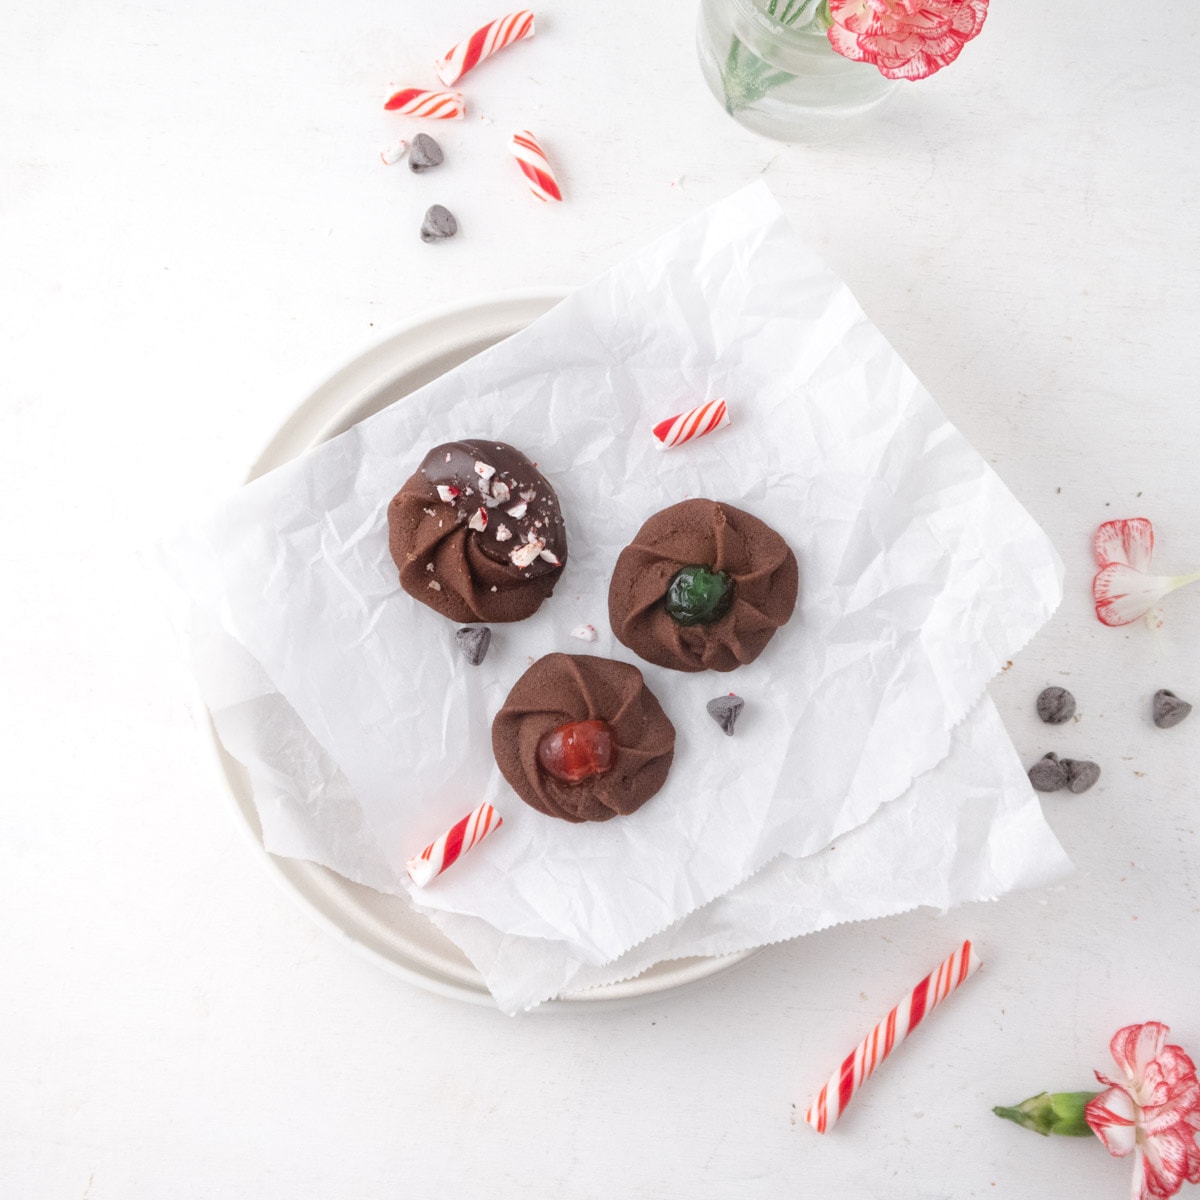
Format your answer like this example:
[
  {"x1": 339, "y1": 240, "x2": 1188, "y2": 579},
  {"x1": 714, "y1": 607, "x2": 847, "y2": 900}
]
[{"x1": 697, "y1": 0, "x2": 898, "y2": 141}]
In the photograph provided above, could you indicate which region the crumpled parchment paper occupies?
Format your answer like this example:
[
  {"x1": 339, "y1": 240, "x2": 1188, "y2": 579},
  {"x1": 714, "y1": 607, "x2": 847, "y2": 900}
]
[{"x1": 159, "y1": 182, "x2": 1068, "y2": 996}]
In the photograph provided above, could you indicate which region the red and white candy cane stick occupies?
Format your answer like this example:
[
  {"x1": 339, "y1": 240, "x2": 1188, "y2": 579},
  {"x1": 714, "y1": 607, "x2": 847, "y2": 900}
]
[
  {"x1": 383, "y1": 88, "x2": 466, "y2": 120},
  {"x1": 434, "y1": 10, "x2": 536, "y2": 87},
  {"x1": 805, "y1": 939, "x2": 981, "y2": 1133},
  {"x1": 651, "y1": 399, "x2": 730, "y2": 449},
  {"x1": 509, "y1": 130, "x2": 562, "y2": 202},
  {"x1": 406, "y1": 802, "x2": 503, "y2": 887}
]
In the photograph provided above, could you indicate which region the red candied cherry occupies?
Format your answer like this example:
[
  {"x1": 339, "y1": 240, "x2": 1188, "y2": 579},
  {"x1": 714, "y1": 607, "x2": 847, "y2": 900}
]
[{"x1": 536, "y1": 719, "x2": 618, "y2": 785}]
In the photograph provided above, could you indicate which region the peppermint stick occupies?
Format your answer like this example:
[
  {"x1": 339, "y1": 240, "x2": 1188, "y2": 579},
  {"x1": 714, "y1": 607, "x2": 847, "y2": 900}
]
[
  {"x1": 805, "y1": 939, "x2": 981, "y2": 1133},
  {"x1": 406, "y1": 803, "x2": 502, "y2": 887}
]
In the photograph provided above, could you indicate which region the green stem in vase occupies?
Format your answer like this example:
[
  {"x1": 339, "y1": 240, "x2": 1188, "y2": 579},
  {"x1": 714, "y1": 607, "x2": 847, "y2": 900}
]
[{"x1": 720, "y1": 0, "x2": 824, "y2": 114}]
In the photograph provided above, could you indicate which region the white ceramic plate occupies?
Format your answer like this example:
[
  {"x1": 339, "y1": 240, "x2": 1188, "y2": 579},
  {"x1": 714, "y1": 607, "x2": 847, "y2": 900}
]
[{"x1": 207, "y1": 289, "x2": 754, "y2": 1007}]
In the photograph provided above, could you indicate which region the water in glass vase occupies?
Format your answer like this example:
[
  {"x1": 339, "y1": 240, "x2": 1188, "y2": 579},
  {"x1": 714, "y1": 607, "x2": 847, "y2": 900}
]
[{"x1": 697, "y1": 0, "x2": 897, "y2": 141}]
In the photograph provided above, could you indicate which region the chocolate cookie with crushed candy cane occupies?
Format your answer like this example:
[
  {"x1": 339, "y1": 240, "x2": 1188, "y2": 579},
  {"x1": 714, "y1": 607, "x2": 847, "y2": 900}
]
[{"x1": 388, "y1": 439, "x2": 568, "y2": 623}]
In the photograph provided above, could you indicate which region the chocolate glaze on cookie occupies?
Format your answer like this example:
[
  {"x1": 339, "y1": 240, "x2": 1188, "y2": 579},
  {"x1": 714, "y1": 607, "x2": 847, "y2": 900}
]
[
  {"x1": 608, "y1": 499, "x2": 798, "y2": 673},
  {"x1": 492, "y1": 653, "x2": 675, "y2": 823},
  {"x1": 388, "y1": 439, "x2": 567, "y2": 623}
]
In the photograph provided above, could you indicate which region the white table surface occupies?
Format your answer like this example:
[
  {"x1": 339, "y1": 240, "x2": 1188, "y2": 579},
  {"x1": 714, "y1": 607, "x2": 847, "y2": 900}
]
[{"x1": 4, "y1": 2, "x2": 1199, "y2": 1196}]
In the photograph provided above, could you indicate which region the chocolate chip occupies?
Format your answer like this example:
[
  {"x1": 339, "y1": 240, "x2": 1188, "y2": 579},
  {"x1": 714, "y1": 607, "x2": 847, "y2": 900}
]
[
  {"x1": 1062, "y1": 758, "x2": 1101, "y2": 794},
  {"x1": 408, "y1": 132, "x2": 444, "y2": 173},
  {"x1": 1028, "y1": 752, "x2": 1068, "y2": 792},
  {"x1": 1036, "y1": 686, "x2": 1076, "y2": 725},
  {"x1": 420, "y1": 204, "x2": 458, "y2": 242},
  {"x1": 455, "y1": 626, "x2": 491, "y2": 666},
  {"x1": 1153, "y1": 689, "x2": 1192, "y2": 729},
  {"x1": 706, "y1": 694, "x2": 744, "y2": 736}
]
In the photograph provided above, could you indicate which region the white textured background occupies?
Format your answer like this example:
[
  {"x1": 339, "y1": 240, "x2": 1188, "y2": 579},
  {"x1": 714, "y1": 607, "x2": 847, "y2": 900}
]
[{"x1": 2, "y1": 2, "x2": 1198, "y2": 1197}]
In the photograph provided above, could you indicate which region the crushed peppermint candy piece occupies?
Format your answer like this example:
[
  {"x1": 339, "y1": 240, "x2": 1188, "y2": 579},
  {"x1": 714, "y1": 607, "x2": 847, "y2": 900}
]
[
  {"x1": 506, "y1": 501, "x2": 528, "y2": 519},
  {"x1": 380, "y1": 139, "x2": 409, "y2": 165},
  {"x1": 510, "y1": 539, "x2": 545, "y2": 568},
  {"x1": 434, "y1": 11, "x2": 535, "y2": 87},
  {"x1": 652, "y1": 399, "x2": 730, "y2": 449},
  {"x1": 570, "y1": 624, "x2": 597, "y2": 642},
  {"x1": 427, "y1": 580, "x2": 442, "y2": 591},
  {"x1": 455, "y1": 625, "x2": 492, "y2": 666},
  {"x1": 706, "y1": 694, "x2": 744, "y2": 736},
  {"x1": 437, "y1": 484, "x2": 460, "y2": 503},
  {"x1": 474, "y1": 461, "x2": 496, "y2": 480},
  {"x1": 425, "y1": 562, "x2": 435, "y2": 572},
  {"x1": 468, "y1": 507, "x2": 489, "y2": 532},
  {"x1": 383, "y1": 88, "x2": 466, "y2": 119},
  {"x1": 539, "y1": 549, "x2": 561, "y2": 565},
  {"x1": 491, "y1": 480, "x2": 511, "y2": 503},
  {"x1": 495, "y1": 523, "x2": 513, "y2": 542}
]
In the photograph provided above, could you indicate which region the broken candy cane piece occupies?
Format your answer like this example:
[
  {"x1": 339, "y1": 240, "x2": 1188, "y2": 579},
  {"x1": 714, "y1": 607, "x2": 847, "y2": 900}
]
[
  {"x1": 383, "y1": 88, "x2": 466, "y2": 119},
  {"x1": 406, "y1": 802, "x2": 503, "y2": 887},
  {"x1": 468, "y1": 507, "x2": 489, "y2": 532},
  {"x1": 510, "y1": 538, "x2": 545, "y2": 568},
  {"x1": 570, "y1": 624, "x2": 597, "y2": 642},
  {"x1": 805, "y1": 940, "x2": 981, "y2": 1133},
  {"x1": 509, "y1": 130, "x2": 562, "y2": 202},
  {"x1": 652, "y1": 399, "x2": 730, "y2": 449},
  {"x1": 379, "y1": 139, "x2": 409, "y2": 165},
  {"x1": 434, "y1": 10, "x2": 536, "y2": 87}
]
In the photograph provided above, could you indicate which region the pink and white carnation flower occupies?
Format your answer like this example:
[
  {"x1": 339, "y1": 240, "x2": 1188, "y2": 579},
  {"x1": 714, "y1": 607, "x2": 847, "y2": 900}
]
[
  {"x1": 826, "y1": 0, "x2": 989, "y2": 81},
  {"x1": 995, "y1": 1022, "x2": 1200, "y2": 1200},
  {"x1": 1086, "y1": 1023, "x2": 1200, "y2": 1200}
]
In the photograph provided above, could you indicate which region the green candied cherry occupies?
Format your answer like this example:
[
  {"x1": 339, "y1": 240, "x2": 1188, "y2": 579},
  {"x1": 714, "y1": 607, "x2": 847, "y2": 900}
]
[{"x1": 664, "y1": 565, "x2": 736, "y2": 627}]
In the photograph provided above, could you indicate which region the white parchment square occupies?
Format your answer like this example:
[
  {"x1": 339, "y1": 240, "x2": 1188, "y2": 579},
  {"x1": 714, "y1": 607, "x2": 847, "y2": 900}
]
[{"x1": 160, "y1": 183, "x2": 1062, "y2": 966}]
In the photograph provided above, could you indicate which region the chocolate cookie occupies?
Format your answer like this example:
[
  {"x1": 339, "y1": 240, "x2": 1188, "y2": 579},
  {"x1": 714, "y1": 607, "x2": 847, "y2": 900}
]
[
  {"x1": 491, "y1": 653, "x2": 675, "y2": 823},
  {"x1": 608, "y1": 499, "x2": 798, "y2": 673},
  {"x1": 388, "y1": 440, "x2": 567, "y2": 623}
]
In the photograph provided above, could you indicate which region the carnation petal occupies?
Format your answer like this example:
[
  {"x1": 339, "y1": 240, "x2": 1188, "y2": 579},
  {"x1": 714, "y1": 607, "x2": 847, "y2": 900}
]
[
  {"x1": 1094, "y1": 518, "x2": 1155, "y2": 570},
  {"x1": 1086, "y1": 1086, "x2": 1138, "y2": 1157},
  {"x1": 827, "y1": 19, "x2": 872, "y2": 62},
  {"x1": 1111, "y1": 1022, "x2": 1171, "y2": 1084},
  {"x1": 1140, "y1": 1127, "x2": 1196, "y2": 1199},
  {"x1": 1092, "y1": 564, "x2": 1179, "y2": 627}
]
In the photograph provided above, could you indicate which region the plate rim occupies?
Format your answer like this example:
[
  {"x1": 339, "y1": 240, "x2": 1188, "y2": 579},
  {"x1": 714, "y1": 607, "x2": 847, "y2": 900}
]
[{"x1": 204, "y1": 287, "x2": 756, "y2": 1008}]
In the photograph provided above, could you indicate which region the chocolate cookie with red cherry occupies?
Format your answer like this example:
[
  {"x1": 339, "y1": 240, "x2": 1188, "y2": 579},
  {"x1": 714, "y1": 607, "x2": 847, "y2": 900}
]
[{"x1": 491, "y1": 653, "x2": 675, "y2": 823}]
